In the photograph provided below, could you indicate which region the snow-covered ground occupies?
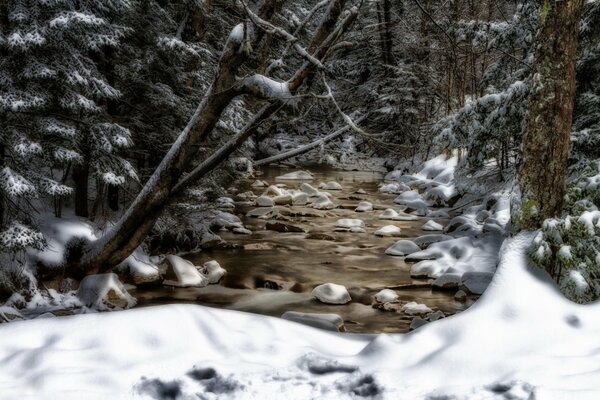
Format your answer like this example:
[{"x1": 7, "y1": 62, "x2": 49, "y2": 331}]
[{"x1": 0, "y1": 233, "x2": 599, "y2": 399}]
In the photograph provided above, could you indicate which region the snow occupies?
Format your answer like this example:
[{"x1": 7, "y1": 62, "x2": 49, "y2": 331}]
[
  {"x1": 276, "y1": 170, "x2": 314, "y2": 180},
  {"x1": 2, "y1": 233, "x2": 600, "y2": 398},
  {"x1": 400, "y1": 301, "x2": 433, "y2": 315},
  {"x1": 374, "y1": 289, "x2": 399, "y2": 303},
  {"x1": 374, "y1": 225, "x2": 402, "y2": 237},
  {"x1": 121, "y1": 248, "x2": 161, "y2": 285},
  {"x1": 385, "y1": 239, "x2": 421, "y2": 256},
  {"x1": 202, "y1": 260, "x2": 226, "y2": 284},
  {"x1": 162, "y1": 255, "x2": 209, "y2": 288},
  {"x1": 311, "y1": 283, "x2": 352, "y2": 304}
]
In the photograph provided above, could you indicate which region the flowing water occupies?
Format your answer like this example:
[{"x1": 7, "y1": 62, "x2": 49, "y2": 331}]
[{"x1": 133, "y1": 166, "x2": 470, "y2": 333}]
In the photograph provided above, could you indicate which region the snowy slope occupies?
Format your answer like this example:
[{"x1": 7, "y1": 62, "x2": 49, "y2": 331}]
[{"x1": 0, "y1": 234, "x2": 599, "y2": 399}]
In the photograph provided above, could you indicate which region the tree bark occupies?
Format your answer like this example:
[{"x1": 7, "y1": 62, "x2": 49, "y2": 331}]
[{"x1": 518, "y1": 0, "x2": 584, "y2": 227}]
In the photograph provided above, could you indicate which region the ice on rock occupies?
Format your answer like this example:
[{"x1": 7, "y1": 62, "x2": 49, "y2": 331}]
[
  {"x1": 385, "y1": 240, "x2": 421, "y2": 256},
  {"x1": 202, "y1": 260, "x2": 226, "y2": 284},
  {"x1": 319, "y1": 181, "x2": 343, "y2": 190},
  {"x1": 312, "y1": 283, "x2": 351, "y2": 304},
  {"x1": 401, "y1": 301, "x2": 433, "y2": 315},
  {"x1": 276, "y1": 170, "x2": 313, "y2": 180},
  {"x1": 374, "y1": 289, "x2": 399, "y2": 303},
  {"x1": 311, "y1": 194, "x2": 336, "y2": 210},
  {"x1": 422, "y1": 220, "x2": 444, "y2": 231},
  {"x1": 374, "y1": 225, "x2": 402, "y2": 237},
  {"x1": 163, "y1": 255, "x2": 209, "y2": 288},
  {"x1": 281, "y1": 311, "x2": 344, "y2": 332},
  {"x1": 255, "y1": 196, "x2": 275, "y2": 207},
  {"x1": 378, "y1": 208, "x2": 419, "y2": 221},
  {"x1": 77, "y1": 273, "x2": 137, "y2": 310},
  {"x1": 355, "y1": 201, "x2": 373, "y2": 212},
  {"x1": 461, "y1": 271, "x2": 494, "y2": 295},
  {"x1": 335, "y1": 219, "x2": 365, "y2": 233},
  {"x1": 410, "y1": 260, "x2": 447, "y2": 278},
  {"x1": 300, "y1": 182, "x2": 319, "y2": 196}
]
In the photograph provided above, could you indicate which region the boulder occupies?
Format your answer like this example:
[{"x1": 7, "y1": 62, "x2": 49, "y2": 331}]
[
  {"x1": 385, "y1": 240, "x2": 421, "y2": 256},
  {"x1": 432, "y1": 273, "x2": 462, "y2": 290},
  {"x1": 202, "y1": 260, "x2": 227, "y2": 284},
  {"x1": 461, "y1": 271, "x2": 494, "y2": 295},
  {"x1": 281, "y1": 311, "x2": 344, "y2": 332},
  {"x1": 163, "y1": 255, "x2": 209, "y2": 288},
  {"x1": 265, "y1": 221, "x2": 305, "y2": 233},
  {"x1": 355, "y1": 201, "x2": 373, "y2": 212},
  {"x1": 427, "y1": 310, "x2": 446, "y2": 321},
  {"x1": 374, "y1": 225, "x2": 402, "y2": 237},
  {"x1": 312, "y1": 283, "x2": 352, "y2": 304},
  {"x1": 374, "y1": 289, "x2": 399, "y2": 303},
  {"x1": 276, "y1": 171, "x2": 313, "y2": 180},
  {"x1": 77, "y1": 273, "x2": 137, "y2": 310},
  {"x1": 422, "y1": 220, "x2": 444, "y2": 231},
  {"x1": 409, "y1": 317, "x2": 429, "y2": 330}
]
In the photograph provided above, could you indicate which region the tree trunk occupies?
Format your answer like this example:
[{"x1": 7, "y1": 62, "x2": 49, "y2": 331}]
[
  {"x1": 518, "y1": 0, "x2": 583, "y2": 227},
  {"x1": 73, "y1": 163, "x2": 89, "y2": 218}
]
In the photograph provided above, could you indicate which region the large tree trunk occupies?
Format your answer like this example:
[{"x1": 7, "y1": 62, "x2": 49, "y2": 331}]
[
  {"x1": 518, "y1": 0, "x2": 584, "y2": 228},
  {"x1": 75, "y1": 1, "x2": 356, "y2": 276}
]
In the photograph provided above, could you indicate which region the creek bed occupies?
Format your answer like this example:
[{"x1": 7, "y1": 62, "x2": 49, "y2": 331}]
[{"x1": 133, "y1": 166, "x2": 471, "y2": 333}]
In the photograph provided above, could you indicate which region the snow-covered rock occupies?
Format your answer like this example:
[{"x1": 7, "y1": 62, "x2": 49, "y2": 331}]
[
  {"x1": 123, "y1": 249, "x2": 161, "y2": 286},
  {"x1": 216, "y1": 196, "x2": 235, "y2": 209},
  {"x1": 410, "y1": 260, "x2": 447, "y2": 279},
  {"x1": 379, "y1": 182, "x2": 411, "y2": 194},
  {"x1": 374, "y1": 225, "x2": 402, "y2": 237},
  {"x1": 77, "y1": 273, "x2": 137, "y2": 310},
  {"x1": 413, "y1": 234, "x2": 453, "y2": 249},
  {"x1": 378, "y1": 208, "x2": 419, "y2": 221},
  {"x1": 299, "y1": 183, "x2": 319, "y2": 196},
  {"x1": 163, "y1": 255, "x2": 209, "y2": 288},
  {"x1": 233, "y1": 227, "x2": 252, "y2": 235},
  {"x1": 311, "y1": 194, "x2": 335, "y2": 210},
  {"x1": 281, "y1": 312, "x2": 344, "y2": 332},
  {"x1": 355, "y1": 201, "x2": 373, "y2": 212},
  {"x1": 385, "y1": 240, "x2": 421, "y2": 256},
  {"x1": 276, "y1": 171, "x2": 313, "y2": 180},
  {"x1": 427, "y1": 210, "x2": 450, "y2": 218},
  {"x1": 422, "y1": 220, "x2": 444, "y2": 231},
  {"x1": 273, "y1": 194, "x2": 293, "y2": 205},
  {"x1": 292, "y1": 192, "x2": 309, "y2": 205},
  {"x1": 374, "y1": 289, "x2": 399, "y2": 303},
  {"x1": 311, "y1": 283, "x2": 351, "y2": 304},
  {"x1": 401, "y1": 301, "x2": 433, "y2": 315},
  {"x1": 255, "y1": 196, "x2": 275, "y2": 207},
  {"x1": 202, "y1": 260, "x2": 226, "y2": 284},
  {"x1": 394, "y1": 191, "x2": 427, "y2": 206},
  {"x1": 334, "y1": 219, "x2": 365, "y2": 233},
  {"x1": 251, "y1": 180, "x2": 268, "y2": 187},
  {"x1": 319, "y1": 181, "x2": 342, "y2": 190}
]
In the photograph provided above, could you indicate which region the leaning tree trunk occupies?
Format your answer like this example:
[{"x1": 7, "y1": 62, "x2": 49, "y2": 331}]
[
  {"x1": 75, "y1": 0, "x2": 357, "y2": 277},
  {"x1": 518, "y1": 0, "x2": 584, "y2": 228}
]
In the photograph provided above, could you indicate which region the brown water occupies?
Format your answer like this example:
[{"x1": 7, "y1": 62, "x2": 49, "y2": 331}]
[{"x1": 133, "y1": 166, "x2": 470, "y2": 333}]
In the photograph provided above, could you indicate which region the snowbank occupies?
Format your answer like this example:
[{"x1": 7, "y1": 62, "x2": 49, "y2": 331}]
[{"x1": 0, "y1": 234, "x2": 600, "y2": 399}]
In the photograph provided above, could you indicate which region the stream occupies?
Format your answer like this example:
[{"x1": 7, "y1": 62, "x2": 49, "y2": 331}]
[{"x1": 132, "y1": 166, "x2": 471, "y2": 333}]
